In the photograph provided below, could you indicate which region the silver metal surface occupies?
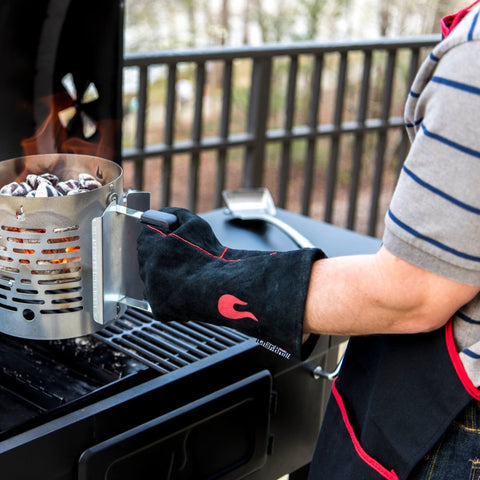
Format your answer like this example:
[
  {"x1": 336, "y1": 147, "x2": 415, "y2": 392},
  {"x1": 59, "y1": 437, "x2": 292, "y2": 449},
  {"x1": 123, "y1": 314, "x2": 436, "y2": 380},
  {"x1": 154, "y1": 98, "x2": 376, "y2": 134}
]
[
  {"x1": 92, "y1": 200, "x2": 151, "y2": 326},
  {"x1": 222, "y1": 188, "x2": 315, "y2": 248},
  {"x1": 91, "y1": 194, "x2": 178, "y2": 325},
  {"x1": 0, "y1": 154, "x2": 123, "y2": 340}
]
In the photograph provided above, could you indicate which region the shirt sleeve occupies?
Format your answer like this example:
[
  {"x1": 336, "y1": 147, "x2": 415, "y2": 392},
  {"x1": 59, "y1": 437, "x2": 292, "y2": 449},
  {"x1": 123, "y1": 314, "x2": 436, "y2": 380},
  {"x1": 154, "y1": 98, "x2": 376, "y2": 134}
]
[{"x1": 383, "y1": 40, "x2": 480, "y2": 286}]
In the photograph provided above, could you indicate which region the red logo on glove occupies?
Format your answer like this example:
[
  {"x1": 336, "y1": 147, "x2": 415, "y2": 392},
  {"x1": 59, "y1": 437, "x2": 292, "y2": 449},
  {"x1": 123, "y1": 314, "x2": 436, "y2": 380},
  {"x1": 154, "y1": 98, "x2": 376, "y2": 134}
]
[{"x1": 218, "y1": 294, "x2": 258, "y2": 322}]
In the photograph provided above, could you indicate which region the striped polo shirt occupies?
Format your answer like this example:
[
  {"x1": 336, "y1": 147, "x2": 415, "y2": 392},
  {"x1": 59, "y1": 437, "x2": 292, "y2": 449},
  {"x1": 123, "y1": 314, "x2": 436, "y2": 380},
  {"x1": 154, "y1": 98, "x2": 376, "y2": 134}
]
[{"x1": 383, "y1": 5, "x2": 480, "y2": 385}]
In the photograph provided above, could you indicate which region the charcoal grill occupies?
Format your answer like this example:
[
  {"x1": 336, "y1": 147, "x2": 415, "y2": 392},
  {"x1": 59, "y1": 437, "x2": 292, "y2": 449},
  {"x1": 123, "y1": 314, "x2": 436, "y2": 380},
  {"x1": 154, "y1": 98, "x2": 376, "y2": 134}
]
[{"x1": 0, "y1": 210, "x2": 380, "y2": 480}]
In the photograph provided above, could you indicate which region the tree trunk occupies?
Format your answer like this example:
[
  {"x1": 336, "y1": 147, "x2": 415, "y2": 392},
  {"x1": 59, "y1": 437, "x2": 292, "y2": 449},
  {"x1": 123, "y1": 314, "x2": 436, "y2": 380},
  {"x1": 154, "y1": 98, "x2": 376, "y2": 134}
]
[
  {"x1": 221, "y1": 0, "x2": 230, "y2": 45},
  {"x1": 378, "y1": 0, "x2": 391, "y2": 36}
]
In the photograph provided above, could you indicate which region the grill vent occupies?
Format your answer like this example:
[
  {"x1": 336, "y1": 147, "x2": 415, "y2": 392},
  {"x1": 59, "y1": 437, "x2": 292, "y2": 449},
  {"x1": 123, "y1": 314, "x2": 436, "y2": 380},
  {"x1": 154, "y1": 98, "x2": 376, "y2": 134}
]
[{"x1": 93, "y1": 309, "x2": 251, "y2": 375}]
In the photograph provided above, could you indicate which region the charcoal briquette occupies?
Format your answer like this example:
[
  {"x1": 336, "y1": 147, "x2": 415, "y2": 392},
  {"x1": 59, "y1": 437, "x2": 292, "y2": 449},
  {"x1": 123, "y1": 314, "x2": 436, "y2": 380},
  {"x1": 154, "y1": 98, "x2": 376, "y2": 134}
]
[
  {"x1": 35, "y1": 183, "x2": 61, "y2": 198},
  {"x1": 56, "y1": 180, "x2": 80, "y2": 195},
  {"x1": 78, "y1": 173, "x2": 102, "y2": 190}
]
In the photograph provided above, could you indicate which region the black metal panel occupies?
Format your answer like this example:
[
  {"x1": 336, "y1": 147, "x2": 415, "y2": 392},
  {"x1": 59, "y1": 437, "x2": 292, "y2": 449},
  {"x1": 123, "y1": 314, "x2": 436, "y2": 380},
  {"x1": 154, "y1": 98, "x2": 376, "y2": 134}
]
[
  {"x1": 0, "y1": 0, "x2": 124, "y2": 163},
  {"x1": 78, "y1": 371, "x2": 272, "y2": 480}
]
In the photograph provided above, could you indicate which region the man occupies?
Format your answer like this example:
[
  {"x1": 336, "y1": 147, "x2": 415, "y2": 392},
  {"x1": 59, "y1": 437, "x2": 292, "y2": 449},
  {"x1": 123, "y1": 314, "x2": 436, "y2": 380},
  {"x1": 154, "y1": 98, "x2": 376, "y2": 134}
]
[{"x1": 137, "y1": 2, "x2": 480, "y2": 478}]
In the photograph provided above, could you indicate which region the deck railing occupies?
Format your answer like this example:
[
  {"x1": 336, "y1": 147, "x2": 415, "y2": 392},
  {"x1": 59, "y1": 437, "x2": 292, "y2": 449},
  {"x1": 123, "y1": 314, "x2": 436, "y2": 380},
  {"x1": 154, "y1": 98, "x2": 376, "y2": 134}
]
[{"x1": 121, "y1": 35, "x2": 439, "y2": 237}]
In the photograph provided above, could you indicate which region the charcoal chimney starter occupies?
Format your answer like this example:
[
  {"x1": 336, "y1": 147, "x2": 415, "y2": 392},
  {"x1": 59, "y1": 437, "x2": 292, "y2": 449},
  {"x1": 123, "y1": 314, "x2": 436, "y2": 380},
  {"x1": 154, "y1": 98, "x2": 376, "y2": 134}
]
[{"x1": 0, "y1": 153, "x2": 124, "y2": 340}]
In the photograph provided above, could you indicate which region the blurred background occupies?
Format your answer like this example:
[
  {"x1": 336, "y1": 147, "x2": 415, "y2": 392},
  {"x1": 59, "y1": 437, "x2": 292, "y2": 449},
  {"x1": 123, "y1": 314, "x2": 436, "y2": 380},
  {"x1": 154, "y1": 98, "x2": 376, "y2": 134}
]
[
  {"x1": 124, "y1": 0, "x2": 466, "y2": 51},
  {"x1": 120, "y1": 0, "x2": 466, "y2": 238}
]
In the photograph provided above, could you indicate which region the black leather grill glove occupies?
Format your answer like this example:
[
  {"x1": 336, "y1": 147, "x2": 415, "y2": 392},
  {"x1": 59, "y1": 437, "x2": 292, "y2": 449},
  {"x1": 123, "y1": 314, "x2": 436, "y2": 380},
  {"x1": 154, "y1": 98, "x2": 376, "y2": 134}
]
[{"x1": 137, "y1": 207, "x2": 326, "y2": 360}]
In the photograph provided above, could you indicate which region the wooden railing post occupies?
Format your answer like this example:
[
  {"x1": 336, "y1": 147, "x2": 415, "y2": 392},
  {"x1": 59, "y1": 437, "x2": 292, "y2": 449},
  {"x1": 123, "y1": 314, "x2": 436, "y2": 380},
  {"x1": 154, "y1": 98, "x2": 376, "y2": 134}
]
[{"x1": 243, "y1": 56, "x2": 272, "y2": 188}]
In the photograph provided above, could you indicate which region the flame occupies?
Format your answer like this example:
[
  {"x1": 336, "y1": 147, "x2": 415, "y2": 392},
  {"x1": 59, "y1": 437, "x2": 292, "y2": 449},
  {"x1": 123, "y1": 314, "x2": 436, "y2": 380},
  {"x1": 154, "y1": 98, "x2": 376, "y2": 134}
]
[
  {"x1": 42, "y1": 245, "x2": 81, "y2": 264},
  {"x1": 46, "y1": 257, "x2": 81, "y2": 265},
  {"x1": 20, "y1": 92, "x2": 119, "y2": 159},
  {"x1": 3, "y1": 227, "x2": 46, "y2": 233},
  {"x1": 43, "y1": 246, "x2": 80, "y2": 254}
]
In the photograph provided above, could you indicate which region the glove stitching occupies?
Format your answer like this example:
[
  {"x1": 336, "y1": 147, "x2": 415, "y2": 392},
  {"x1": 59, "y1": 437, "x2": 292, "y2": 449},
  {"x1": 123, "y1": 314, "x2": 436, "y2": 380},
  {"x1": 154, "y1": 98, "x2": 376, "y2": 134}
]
[
  {"x1": 169, "y1": 233, "x2": 241, "y2": 262},
  {"x1": 147, "y1": 226, "x2": 240, "y2": 262},
  {"x1": 147, "y1": 225, "x2": 167, "y2": 237},
  {"x1": 146, "y1": 225, "x2": 278, "y2": 261}
]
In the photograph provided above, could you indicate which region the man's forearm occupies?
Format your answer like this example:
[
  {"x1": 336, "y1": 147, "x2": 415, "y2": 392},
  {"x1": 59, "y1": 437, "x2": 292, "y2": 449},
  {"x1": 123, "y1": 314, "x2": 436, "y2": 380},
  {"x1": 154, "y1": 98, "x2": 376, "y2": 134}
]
[{"x1": 302, "y1": 246, "x2": 480, "y2": 336}]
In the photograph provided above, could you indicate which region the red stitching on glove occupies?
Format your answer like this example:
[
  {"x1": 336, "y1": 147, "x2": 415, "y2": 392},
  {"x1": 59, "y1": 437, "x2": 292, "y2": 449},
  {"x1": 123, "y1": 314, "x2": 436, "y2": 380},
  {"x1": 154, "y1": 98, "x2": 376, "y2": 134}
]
[
  {"x1": 147, "y1": 225, "x2": 239, "y2": 262},
  {"x1": 147, "y1": 225, "x2": 167, "y2": 237}
]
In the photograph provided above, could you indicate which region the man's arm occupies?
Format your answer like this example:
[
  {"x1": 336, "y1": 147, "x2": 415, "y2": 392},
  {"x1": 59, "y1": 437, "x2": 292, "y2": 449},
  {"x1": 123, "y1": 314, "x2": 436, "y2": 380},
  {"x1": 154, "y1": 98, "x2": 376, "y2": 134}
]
[{"x1": 303, "y1": 245, "x2": 480, "y2": 336}]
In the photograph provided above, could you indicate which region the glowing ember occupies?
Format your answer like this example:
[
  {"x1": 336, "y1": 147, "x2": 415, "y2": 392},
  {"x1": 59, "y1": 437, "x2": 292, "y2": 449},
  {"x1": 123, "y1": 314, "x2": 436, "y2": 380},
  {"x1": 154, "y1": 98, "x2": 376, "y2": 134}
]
[
  {"x1": 13, "y1": 249, "x2": 35, "y2": 254},
  {"x1": 41, "y1": 256, "x2": 82, "y2": 265},
  {"x1": 48, "y1": 236, "x2": 79, "y2": 244},
  {"x1": 42, "y1": 247, "x2": 80, "y2": 255},
  {"x1": 2, "y1": 227, "x2": 46, "y2": 233}
]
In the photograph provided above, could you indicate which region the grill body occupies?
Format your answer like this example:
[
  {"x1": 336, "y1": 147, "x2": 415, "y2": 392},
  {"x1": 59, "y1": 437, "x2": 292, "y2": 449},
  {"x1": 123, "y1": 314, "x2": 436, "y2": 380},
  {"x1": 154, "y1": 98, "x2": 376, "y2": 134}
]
[
  {"x1": 0, "y1": 313, "x2": 335, "y2": 480},
  {"x1": 0, "y1": 210, "x2": 381, "y2": 480}
]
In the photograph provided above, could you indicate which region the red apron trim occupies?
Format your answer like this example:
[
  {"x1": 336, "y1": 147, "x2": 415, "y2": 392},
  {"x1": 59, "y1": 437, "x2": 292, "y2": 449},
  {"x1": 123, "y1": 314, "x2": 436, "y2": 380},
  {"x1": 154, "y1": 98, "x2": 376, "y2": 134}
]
[
  {"x1": 445, "y1": 320, "x2": 480, "y2": 400},
  {"x1": 331, "y1": 379, "x2": 400, "y2": 480},
  {"x1": 441, "y1": 0, "x2": 480, "y2": 37}
]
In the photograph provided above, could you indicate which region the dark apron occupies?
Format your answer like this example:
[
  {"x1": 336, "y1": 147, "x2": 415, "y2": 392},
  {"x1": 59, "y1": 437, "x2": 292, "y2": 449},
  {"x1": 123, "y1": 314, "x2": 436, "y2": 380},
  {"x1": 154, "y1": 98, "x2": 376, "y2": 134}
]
[{"x1": 308, "y1": 321, "x2": 480, "y2": 479}]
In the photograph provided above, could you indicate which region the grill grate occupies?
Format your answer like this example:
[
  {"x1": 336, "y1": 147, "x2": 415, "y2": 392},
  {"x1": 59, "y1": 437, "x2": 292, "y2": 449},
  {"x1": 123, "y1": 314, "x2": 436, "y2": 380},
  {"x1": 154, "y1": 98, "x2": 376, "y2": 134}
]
[
  {"x1": 93, "y1": 308, "x2": 252, "y2": 375},
  {"x1": 0, "y1": 308, "x2": 251, "y2": 436}
]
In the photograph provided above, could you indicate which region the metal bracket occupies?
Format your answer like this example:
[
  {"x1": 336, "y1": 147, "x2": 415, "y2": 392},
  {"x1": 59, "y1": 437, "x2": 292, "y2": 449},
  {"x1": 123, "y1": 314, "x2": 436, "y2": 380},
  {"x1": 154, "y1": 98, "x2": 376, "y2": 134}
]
[
  {"x1": 312, "y1": 354, "x2": 344, "y2": 381},
  {"x1": 92, "y1": 192, "x2": 152, "y2": 325}
]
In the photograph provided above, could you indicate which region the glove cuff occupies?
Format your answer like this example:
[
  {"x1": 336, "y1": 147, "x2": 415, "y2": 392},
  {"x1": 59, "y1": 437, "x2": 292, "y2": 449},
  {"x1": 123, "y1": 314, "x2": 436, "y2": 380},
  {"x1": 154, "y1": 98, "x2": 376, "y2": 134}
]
[
  {"x1": 204, "y1": 247, "x2": 325, "y2": 360},
  {"x1": 244, "y1": 248, "x2": 325, "y2": 360}
]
